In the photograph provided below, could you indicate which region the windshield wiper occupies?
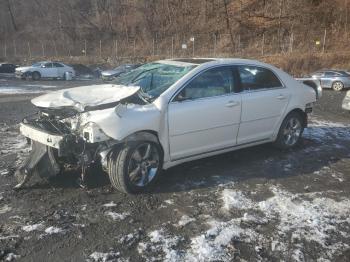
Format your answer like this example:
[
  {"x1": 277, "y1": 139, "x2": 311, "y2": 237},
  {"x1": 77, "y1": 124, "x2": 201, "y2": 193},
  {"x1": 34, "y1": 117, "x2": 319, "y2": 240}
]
[{"x1": 138, "y1": 89, "x2": 153, "y2": 103}]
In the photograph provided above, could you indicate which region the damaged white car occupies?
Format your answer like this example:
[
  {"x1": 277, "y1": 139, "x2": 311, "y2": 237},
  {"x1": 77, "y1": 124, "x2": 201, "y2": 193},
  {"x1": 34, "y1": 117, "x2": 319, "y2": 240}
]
[{"x1": 16, "y1": 59, "x2": 319, "y2": 193}]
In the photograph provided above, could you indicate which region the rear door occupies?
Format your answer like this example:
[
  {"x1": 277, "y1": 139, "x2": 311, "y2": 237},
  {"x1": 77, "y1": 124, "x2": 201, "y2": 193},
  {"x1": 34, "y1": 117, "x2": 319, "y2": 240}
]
[
  {"x1": 236, "y1": 65, "x2": 290, "y2": 144},
  {"x1": 53, "y1": 63, "x2": 65, "y2": 78},
  {"x1": 168, "y1": 66, "x2": 242, "y2": 160}
]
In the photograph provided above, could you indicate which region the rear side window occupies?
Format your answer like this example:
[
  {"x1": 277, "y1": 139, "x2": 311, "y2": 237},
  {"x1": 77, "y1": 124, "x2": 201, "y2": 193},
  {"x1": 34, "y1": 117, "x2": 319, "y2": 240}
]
[
  {"x1": 175, "y1": 66, "x2": 235, "y2": 101},
  {"x1": 325, "y1": 72, "x2": 338, "y2": 77},
  {"x1": 238, "y1": 65, "x2": 282, "y2": 91},
  {"x1": 53, "y1": 63, "x2": 64, "y2": 67}
]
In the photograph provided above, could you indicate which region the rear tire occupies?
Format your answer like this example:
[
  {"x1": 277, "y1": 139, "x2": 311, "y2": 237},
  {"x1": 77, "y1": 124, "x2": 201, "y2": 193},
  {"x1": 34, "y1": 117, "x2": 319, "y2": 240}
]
[
  {"x1": 32, "y1": 71, "x2": 41, "y2": 81},
  {"x1": 108, "y1": 141, "x2": 162, "y2": 194},
  {"x1": 274, "y1": 112, "x2": 304, "y2": 149},
  {"x1": 332, "y1": 81, "x2": 344, "y2": 91}
]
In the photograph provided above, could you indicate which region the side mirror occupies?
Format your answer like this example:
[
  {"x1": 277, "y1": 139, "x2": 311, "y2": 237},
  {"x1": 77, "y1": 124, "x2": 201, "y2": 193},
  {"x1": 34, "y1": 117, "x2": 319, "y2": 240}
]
[{"x1": 175, "y1": 93, "x2": 191, "y2": 102}]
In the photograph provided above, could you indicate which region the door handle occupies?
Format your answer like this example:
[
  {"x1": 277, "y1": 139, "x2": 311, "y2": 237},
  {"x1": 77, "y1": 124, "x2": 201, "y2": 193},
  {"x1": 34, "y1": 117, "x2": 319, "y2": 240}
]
[
  {"x1": 276, "y1": 95, "x2": 287, "y2": 100},
  {"x1": 225, "y1": 101, "x2": 240, "y2": 107}
]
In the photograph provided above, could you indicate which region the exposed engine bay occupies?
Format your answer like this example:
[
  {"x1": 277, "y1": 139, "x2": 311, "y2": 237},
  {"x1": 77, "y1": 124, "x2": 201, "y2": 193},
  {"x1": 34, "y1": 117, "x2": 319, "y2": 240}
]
[{"x1": 15, "y1": 86, "x2": 148, "y2": 189}]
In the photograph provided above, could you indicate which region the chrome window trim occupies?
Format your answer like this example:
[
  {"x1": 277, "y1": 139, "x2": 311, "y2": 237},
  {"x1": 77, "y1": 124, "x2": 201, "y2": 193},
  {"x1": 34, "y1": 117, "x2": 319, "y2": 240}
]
[
  {"x1": 169, "y1": 63, "x2": 287, "y2": 103},
  {"x1": 169, "y1": 65, "x2": 237, "y2": 103},
  {"x1": 236, "y1": 64, "x2": 286, "y2": 92}
]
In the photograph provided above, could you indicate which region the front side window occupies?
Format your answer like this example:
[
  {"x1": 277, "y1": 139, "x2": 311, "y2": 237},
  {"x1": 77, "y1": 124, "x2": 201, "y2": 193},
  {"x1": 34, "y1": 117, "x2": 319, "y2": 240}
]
[
  {"x1": 32, "y1": 62, "x2": 42, "y2": 67},
  {"x1": 325, "y1": 72, "x2": 337, "y2": 77},
  {"x1": 238, "y1": 65, "x2": 282, "y2": 91},
  {"x1": 175, "y1": 67, "x2": 234, "y2": 101},
  {"x1": 44, "y1": 63, "x2": 53, "y2": 68}
]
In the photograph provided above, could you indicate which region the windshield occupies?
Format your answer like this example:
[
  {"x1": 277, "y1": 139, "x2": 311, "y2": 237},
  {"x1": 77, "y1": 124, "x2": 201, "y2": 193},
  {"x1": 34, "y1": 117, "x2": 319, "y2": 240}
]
[
  {"x1": 114, "y1": 62, "x2": 196, "y2": 99},
  {"x1": 32, "y1": 62, "x2": 42, "y2": 67}
]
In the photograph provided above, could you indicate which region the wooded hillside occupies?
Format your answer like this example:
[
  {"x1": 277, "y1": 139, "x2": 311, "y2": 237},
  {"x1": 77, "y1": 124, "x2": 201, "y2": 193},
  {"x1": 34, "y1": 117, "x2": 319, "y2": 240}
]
[{"x1": 0, "y1": 0, "x2": 349, "y2": 68}]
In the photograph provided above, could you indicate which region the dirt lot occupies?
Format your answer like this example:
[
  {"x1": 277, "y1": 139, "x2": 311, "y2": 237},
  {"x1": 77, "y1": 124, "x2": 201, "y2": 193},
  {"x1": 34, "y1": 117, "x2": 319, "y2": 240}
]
[{"x1": 0, "y1": 77, "x2": 350, "y2": 262}]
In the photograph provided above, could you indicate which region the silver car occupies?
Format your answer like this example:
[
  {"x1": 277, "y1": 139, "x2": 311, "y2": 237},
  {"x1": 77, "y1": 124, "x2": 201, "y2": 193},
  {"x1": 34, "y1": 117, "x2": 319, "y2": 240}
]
[{"x1": 310, "y1": 70, "x2": 350, "y2": 91}]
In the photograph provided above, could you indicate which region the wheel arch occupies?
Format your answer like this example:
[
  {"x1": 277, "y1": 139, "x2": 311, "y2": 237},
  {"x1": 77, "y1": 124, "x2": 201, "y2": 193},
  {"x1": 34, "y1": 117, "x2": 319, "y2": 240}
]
[
  {"x1": 120, "y1": 130, "x2": 164, "y2": 157},
  {"x1": 32, "y1": 71, "x2": 41, "y2": 79},
  {"x1": 285, "y1": 108, "x2": 307, "y2": 128}
]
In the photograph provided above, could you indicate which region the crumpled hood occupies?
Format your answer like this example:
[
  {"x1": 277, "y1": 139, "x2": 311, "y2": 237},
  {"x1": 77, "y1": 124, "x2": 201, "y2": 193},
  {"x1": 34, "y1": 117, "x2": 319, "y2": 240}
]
[{"x1": 31, "y1": 84, "x2": 140, "y2": 112}]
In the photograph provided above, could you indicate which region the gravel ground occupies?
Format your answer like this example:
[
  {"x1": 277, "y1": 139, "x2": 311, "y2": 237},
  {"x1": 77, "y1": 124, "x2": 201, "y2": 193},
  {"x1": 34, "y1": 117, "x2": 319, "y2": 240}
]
[{"x1": 0, "y1": 77, "x2": 350, "y2": 262}]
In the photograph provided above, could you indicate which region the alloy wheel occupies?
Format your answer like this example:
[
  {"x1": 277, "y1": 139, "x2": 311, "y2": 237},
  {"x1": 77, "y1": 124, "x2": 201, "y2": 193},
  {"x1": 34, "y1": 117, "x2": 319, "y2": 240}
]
[
  {"x1": 127, "y1": 142, "x2": 160, "y2": 187},
  {"x1": 332, "y1": 82, "x2": 344, "y2": 91},
  {"x1": 283, "y1": 117, "x2": 302, "y2": 146}
]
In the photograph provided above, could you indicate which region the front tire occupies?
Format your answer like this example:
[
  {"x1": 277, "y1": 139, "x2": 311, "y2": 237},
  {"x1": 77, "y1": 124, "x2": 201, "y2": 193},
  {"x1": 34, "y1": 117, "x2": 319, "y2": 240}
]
[
  {"x1": 274, "y1": 112, "x2": 304, "y2": 149},
  {"x1": 332, "y1": 81, "x2": 344, "y2": 91},
  {"x1": 32, "y1": 71, "x2": 41, "y2": 81},
  {"x1": 108, "y1": 141, "x2": 162, "y2": 194}
]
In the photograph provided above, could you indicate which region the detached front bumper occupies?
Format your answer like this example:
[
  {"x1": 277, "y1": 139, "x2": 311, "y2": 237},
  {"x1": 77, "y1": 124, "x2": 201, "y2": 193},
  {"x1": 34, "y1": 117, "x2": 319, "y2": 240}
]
[
  {"x1": 20, "y1": 121, "x2": 86, "y2": 158},
  {"x1": 20, "y1": 123, "x2": 63, "y2": 149}
]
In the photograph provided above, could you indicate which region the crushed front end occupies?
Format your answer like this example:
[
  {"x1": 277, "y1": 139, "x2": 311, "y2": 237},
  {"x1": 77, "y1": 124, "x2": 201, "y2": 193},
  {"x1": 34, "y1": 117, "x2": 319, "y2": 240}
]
[{"x1": 15, "y1": 107, "x2": 113, "y2": 189}]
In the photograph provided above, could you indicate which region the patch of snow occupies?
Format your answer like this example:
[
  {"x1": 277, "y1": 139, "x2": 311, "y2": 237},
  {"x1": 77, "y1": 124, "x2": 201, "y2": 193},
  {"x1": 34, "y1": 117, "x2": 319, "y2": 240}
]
[
  {"x1": 105, "y1": 211, "x2": 130, "y2": 221},
  {"x1": 44, "y1": 226, "x2": 64, "y2": 235},
  {"x1": 304, "y1": 118, "x2": 350, "y2": 143},
  {"x1": 138, "y1": 229, "x2": 184, "y2": 261},
  {"x1": 0, "y1": 235, "x2": 20, "y2": 240},
  {"x1": 221, "y1": 189, "x2": 253, "y2": 210},
  {"x1": 220, "y1": 185, "x2": 350, "y2": 260},
  {"x1": 241, "y1": 213, "x2": 268, "y2": 225},
  {"x1": 177, "y1": 215, "x2": 195, "y2": 227},
  {"x1": 118, "y1": 229, "x2": 142, "y2": 247},
  {"x1": 24, "y1": 84, "x2": 57, "y2": 88},
  {"x1": 0, "y1": 87, "x2": 45, "y2": 94},
  {"x1": 22, "y1": 222, "x2": 45, "y2": 232},
  {"x1": 88, "y1": 251, "x2": 120, "y2": 262},
  {"x1": 0, "y1": 169, "x2": 9, "y2": 176},
  {"x1": 164, "y1": 199, "x2": 174, "y2": 205},
  {"x1": 185, "y1": 219, "x2": 257, "y2": 261},
  {"x1": 102, "y1": 201, "x2": 117, "y2": 207},
  {"x1": 0, "y1": 204, "x2": 12, "y2": 214},
  {"x1": 72, "y1": 223, "x2": 86, "y2": 228},
  {"x1": 4, "y1": 253, "x2": 20, "y2": 261}
]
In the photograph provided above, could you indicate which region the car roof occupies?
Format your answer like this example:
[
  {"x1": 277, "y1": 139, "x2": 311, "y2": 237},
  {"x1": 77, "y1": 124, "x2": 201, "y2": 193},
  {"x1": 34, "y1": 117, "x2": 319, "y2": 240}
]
[
  {"x1": 158, "y1": 58, "x2": 269, "y2": 67},
  {"x1": 315, "y1": 69, "x2": 347, "y2": 74}
]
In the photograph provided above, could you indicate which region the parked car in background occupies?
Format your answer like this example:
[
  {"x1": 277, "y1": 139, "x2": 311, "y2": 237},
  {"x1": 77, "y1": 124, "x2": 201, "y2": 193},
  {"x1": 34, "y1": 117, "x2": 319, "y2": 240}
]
[
  {"x1": 16, "y1": 58, "x2": 318, "y2": 193},
  {"x1": 0, "y1": 63, "x2": 18, "y2": 73},
  {"x1": 101, "y1": 64, "x2": 141, "y2": 81},
  {"x1": 70, "y1": 64, "x2": 95, "y2": 80},
  {"x1": 342, "y1": 90, "x2": 350, "y2": 110},
  {"x1": 310, "y1": 70, "x2": 350, "y2": 91},
  {"x1": 15, "y1": 61, "x2": 75, "y2": 80}
]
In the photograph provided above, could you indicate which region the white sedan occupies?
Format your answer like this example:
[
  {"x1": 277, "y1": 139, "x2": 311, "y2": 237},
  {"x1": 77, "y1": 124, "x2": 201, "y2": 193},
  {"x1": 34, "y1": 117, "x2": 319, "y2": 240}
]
[
  {"x1": 342, "y1": 90, "x2": 350, "y2": 110},
  {"x1": 16, "y1": 58, "x2": 318, "y2": 193},
  {"x1": 15, "y1": 61, "x2": 75, "y2": 80}
]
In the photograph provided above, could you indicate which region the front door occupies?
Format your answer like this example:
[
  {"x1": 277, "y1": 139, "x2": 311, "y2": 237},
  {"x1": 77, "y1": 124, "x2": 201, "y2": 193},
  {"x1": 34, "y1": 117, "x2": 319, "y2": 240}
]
[
  {"x1": 168, "y1": 66, "x2": 241, "y2": 160},
  {"x1": 42, "y1": 62, "x2": 58, "y2": 78}
]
